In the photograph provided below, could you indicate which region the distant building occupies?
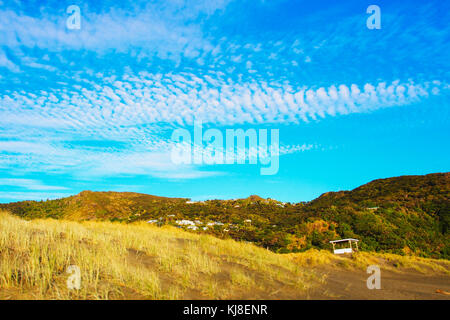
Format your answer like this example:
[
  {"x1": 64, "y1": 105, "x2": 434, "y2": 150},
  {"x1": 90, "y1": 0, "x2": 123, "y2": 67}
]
[
  {"x1": 207, "y1": 221, "x2": 224, "y2": 226},
  {"x1": 176, "y1": 220, "x2": 195, "y2": 226}
]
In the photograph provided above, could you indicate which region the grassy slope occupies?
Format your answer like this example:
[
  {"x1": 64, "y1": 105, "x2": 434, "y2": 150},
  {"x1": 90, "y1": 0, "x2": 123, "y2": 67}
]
[
  {"x1": 289, "y1": 249, "x2": 450, "y2": 274},
  {"x1": 1, "y1": 211, "x2": 449, "y2": 300},
  {"x1": 0, "y1": 190, "x2": 188, "y2": 220},
  {"x1": 0, "y1": 211, "x2": 319, "y2": 299}
]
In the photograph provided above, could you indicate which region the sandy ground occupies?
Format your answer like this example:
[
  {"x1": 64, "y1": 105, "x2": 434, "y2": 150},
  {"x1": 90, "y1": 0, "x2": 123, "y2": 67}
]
[
  {"x1": 308, "y1": 266, "x2": 450, "y2": 300},
  {"x1": 2, "y1": 266, "x2": 448, "y2": 300},
  {"x1": 1, "y1": 248, "x2": 448, "y2": 300}
]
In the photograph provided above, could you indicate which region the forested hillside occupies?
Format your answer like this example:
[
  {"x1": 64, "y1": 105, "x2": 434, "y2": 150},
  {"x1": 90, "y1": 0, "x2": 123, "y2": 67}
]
[{"x1": 1, "y1": 173, "x2": 448, "y2": 259}]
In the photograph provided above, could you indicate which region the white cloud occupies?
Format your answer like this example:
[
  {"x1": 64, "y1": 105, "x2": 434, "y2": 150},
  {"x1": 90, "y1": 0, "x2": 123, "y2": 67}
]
[
  {"x1": 0, "y1": 141, "x2": 58, "y2": 155},
  {"x1": 0, "y1": 178, "x2": 68, "y2": 191},
  {"x1": 0, "y1": 69, "x2": 444, "y2": 146},
  {"x1": 0, "y1": 72, "x2": 443, "y2": 133},
  {"x1": 0, "y1": 71, "x2": 445, "y2": 179},
  {"x1": 0, "y1": 49, "x2": 20, "y2": 72},
  {"x1": 0, "y1": 191, "x2": 71, "y2": 201},
  {"x1": 0, "y1": 1, "x2": 233, "y2": 62}
]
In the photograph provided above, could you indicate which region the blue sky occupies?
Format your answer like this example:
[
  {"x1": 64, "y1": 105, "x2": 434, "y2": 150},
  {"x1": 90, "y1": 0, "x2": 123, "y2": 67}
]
[{"x1": 0, "y1": 0, "x2": 449, "y2": 203}]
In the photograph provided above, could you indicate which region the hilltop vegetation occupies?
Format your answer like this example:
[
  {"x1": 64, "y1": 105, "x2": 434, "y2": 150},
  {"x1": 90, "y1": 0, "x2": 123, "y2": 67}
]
[{"x1": 1, "y1": 173, "x2": 449, "y2": 259}]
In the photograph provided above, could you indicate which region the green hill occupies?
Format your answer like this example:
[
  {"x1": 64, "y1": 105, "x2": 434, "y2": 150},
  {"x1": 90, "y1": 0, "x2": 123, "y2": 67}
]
[
  {"x1": 0, "y1": 190, "x2": 187, "y2": 220},
  {"x1": 1, "y1": 173, "x2": 449, "y2": 259}
]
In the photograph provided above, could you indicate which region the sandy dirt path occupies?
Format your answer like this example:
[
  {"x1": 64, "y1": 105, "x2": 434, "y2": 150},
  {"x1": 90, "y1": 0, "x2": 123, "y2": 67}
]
[{"x1": 308, "y1": 266, "x2": 450, "y2": 300}]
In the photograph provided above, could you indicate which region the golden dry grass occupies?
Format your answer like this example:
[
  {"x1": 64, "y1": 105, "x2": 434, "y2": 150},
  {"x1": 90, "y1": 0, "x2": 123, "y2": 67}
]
[{"x1": 0, "y1": 211, "x2": 318, "y2": 300}]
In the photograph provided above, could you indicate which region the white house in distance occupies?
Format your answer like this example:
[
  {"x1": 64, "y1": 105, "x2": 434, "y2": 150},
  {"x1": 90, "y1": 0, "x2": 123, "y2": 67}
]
[
  {"x1": 176, "y1": 219, "x2": 195, "y2": 226},
  {"x1": 329, "y1": 238, "x2": 359, "y2": 254}
]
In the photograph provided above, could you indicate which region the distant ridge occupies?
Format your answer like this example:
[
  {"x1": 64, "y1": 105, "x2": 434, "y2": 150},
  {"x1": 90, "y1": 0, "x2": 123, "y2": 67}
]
[{"x1": 1, "y1": 172, "x2": 448, "y2": 259}]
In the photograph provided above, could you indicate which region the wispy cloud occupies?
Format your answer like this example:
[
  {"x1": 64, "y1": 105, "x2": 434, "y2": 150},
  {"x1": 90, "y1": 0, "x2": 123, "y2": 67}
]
[
  {"x1": 0, "y1": 191, "x2": 71, "y2": 201},
  {"x1": 0, "y1": 178, "x2": 68, "y2": 191},
  {"x1": 0, "y1": 49, "x2": 20, "y2": 72},
  {"x1": 0, "y1": 1, "x2": 232, "y2": 63}
]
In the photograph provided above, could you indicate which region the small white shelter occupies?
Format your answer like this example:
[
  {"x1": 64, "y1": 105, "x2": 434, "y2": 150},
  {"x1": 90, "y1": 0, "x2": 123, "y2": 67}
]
[{"x1": 329, "y1": 238, "x2": 359, "y2": 254}]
